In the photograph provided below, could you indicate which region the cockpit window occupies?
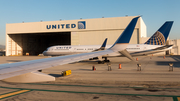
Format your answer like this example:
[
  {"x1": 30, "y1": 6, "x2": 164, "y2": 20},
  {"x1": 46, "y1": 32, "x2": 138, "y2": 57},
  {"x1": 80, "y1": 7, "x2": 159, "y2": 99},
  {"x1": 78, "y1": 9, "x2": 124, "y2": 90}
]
[{"x1": 45, "y1": 48, "x2": 51, "y2": 51}]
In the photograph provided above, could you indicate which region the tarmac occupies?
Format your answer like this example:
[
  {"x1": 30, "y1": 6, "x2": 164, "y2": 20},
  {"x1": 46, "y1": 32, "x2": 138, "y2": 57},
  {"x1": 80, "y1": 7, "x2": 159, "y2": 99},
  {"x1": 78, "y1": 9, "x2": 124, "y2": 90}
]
[
  {"x1": 43, "y1": 55, "x2": 180, "y2": 86},
  {"x1": 0, "y1": 55, "x2": 180, "y2": 101}
]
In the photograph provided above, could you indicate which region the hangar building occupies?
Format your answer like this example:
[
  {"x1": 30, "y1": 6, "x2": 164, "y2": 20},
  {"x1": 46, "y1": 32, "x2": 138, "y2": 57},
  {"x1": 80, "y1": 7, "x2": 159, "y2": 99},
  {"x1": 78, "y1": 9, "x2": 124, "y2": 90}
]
[{"x1": 6, "y1": 16, "x2": 146, "y2": 56}]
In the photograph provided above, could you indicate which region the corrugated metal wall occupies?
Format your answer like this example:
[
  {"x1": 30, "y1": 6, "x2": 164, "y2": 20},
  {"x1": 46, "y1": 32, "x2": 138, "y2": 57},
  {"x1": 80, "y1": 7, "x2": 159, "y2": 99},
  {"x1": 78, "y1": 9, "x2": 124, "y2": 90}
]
[{"x1": 71, "y1": 29, "x2": 138, "y2": 45}]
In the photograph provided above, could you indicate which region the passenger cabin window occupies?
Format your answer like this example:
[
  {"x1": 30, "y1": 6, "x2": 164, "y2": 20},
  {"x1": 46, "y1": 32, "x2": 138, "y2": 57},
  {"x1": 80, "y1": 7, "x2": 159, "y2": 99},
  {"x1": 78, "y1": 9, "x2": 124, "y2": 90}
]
[
  {"x1": 55, "y1": 47, "x2": 71, "y2": 50},
  {"x1": 126, "y1": 48, "x2": 140, "y2": 50},
  {"x1": 88, "y1": 48, "x2": 93, "y2": 50},
  {"x1": 77, "y1": 49, "x2": 84, "y2": 50}
]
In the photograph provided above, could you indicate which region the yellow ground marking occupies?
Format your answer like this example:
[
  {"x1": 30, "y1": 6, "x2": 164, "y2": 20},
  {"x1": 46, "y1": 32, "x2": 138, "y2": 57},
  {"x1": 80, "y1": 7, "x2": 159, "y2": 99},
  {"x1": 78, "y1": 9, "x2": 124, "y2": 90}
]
[
  {"x1": 0, "y1": 90, "x2": 29, "y2": 99},
  {"x1": 178, "y1": 97, "x2": 180, "y2": 101}
]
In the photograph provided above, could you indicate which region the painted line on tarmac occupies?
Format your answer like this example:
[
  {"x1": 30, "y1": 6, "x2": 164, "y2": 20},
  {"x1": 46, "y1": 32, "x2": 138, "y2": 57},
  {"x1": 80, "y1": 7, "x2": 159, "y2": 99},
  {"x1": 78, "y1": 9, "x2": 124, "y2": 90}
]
[
  {"x1": 175, "y1": 97, "x2": 180, "y2": 101},
  {"x1": 26, "y1": 83, "x2": 180, "y2": 90},
  {"x1": 178, "y1": 97, "x2": 180, "y2": 101},
  {"x1": 26, "y1": 83, "x2": 118, "y2": 88},
  {"x1": 172, "y1": 97, "x2": 180, "y2": 101},
  {"x1": 0, "y1": 86, "x2": 180, "y2": 99},
  {"x1": 0, "y1": 90, "x2": 30, "y2": 100}
]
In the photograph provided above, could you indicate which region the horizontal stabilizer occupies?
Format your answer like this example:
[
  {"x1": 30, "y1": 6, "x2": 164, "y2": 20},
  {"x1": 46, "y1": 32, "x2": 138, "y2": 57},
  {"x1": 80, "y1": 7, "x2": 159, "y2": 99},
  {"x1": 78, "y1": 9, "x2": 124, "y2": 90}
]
[
  {"x1": 130, "y1": 45, "x2": 173, "y2": 56},
  {"x1": 152, "y1": 45, "x2": 173, "y2": 50}
]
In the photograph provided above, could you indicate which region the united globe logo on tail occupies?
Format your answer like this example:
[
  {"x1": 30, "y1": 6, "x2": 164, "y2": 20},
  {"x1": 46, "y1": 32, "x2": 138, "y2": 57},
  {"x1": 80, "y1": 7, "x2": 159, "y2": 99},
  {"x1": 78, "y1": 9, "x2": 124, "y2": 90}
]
[
  {"x1": 145, "y1": 31, "x2": 165, "y2": 45},
  {"x1": 144, "y1": 21, "x2": 173, "y2": 45}
]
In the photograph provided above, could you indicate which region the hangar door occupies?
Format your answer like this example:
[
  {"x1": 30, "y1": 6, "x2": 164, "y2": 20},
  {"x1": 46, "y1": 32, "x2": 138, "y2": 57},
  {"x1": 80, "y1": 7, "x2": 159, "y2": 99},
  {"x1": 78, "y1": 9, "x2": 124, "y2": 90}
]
[{"x1": 8, "y1": 32, "x2": 71, "y2": 56}]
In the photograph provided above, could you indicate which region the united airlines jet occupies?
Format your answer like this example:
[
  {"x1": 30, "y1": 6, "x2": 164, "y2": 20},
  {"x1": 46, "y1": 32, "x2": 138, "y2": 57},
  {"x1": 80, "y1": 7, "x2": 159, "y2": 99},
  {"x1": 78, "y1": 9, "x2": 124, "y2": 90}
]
[
  {"x1": 0, "y1": 17, "x2": 139, "y2": 83},
  {"x1": 43, "y1": 21, "x2": 173, "y2": 63}
]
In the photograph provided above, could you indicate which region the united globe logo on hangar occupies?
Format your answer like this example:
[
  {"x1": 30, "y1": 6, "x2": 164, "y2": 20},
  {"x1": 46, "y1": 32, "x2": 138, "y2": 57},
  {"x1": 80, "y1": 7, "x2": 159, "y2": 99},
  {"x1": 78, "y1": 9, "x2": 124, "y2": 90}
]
[{"x1": 78, "y1": 21, "x2": 86, "y2": 29}]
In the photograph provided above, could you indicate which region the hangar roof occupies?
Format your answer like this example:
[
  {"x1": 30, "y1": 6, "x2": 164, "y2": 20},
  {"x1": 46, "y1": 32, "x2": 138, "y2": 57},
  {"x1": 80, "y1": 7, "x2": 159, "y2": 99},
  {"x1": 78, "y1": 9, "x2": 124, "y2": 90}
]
[{"x1": 6, "y1": 16, "x2": 143, "y2": 34}]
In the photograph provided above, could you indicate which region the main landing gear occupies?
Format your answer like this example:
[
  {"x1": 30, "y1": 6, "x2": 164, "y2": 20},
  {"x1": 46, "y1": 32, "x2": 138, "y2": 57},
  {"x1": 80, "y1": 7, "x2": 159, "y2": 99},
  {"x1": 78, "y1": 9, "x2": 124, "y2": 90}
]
[
  {"x1": 98, "y1": 57, "x2": 110, "y2": 64},
  {"x1": 104, "y1": 57, "x2": 110, "y2": 62}
]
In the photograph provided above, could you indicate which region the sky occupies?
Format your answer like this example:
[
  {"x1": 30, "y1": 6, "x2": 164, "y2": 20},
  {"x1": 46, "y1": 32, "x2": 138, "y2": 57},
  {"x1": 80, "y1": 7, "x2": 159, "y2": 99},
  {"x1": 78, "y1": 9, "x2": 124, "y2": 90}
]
[{"x1": 0, "y1": 0, "x2": 180, "y2": 45}]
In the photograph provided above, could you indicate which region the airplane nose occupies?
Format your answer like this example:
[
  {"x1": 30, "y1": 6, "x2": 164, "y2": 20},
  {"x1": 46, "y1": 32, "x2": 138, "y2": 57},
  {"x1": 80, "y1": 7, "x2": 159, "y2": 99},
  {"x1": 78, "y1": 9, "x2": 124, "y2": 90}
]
[{"x1": 42, "y1": 51, "x2": 47, "y2": 56}]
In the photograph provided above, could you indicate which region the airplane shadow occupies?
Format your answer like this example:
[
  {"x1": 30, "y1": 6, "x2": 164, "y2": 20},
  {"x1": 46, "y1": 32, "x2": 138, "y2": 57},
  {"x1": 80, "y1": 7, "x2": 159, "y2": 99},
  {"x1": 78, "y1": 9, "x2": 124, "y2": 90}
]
[
  {"x1": 73, "y1": 60, "x2": 99, "y2": 64},
  {"x1": 79, "y1": 69, "x2": 93, "y2": 71},
  {"x1": 6, "y1": 60, "x2": 23, "y2": 62},
  {"x1": 155, "y1": 56, "x2": 180, "y2": 68},
  {"x1": 68, "y1": 61, "x2": 97, "y2": 64},
  {"x1": 155, "y1": 61, "x2": 180, "y2": 68},
  {"x1": 49, "y1": 74, "x2": 62, "y2": 77},
  {"x1": 169, "y1": 55, "x2": 180, "y2": 61},
  {"x1": 79, "y1": 60, "x2": 99, "y2": 63}
]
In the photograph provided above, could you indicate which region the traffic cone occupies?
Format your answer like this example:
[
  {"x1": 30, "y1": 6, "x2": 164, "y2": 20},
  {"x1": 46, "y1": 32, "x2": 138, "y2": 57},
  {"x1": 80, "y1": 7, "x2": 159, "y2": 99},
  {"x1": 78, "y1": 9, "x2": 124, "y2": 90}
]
[
  {"x1": 136, "y1": 58, "x2": 138, "y2": 61},
  {"x1": 119, "y1": 64, "x2": 121, "y2": 69}
]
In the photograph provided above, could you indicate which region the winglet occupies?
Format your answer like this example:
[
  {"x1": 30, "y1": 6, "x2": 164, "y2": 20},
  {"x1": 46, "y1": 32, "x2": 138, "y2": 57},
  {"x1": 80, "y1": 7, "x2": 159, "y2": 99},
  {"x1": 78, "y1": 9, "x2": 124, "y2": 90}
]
[
  {"x1": 145, "y1": 21, "x2": 173, "y2": 45},
  {"x1": 110, "y1": 16, "x2": 140, "y2": 51}
]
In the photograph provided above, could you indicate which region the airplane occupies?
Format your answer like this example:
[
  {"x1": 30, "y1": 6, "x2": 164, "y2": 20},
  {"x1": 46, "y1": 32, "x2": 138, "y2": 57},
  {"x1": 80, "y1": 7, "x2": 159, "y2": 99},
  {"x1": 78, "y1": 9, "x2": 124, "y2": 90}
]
[
  {"x1": 0, "y1": 16, "x2": 140, "y2": 83},
  {"x1": 43, "y1": 21, "x2": 173, "y2": 63},
  {"x1": 43, "y1": 38, "x2": 108, "y2": 56}
]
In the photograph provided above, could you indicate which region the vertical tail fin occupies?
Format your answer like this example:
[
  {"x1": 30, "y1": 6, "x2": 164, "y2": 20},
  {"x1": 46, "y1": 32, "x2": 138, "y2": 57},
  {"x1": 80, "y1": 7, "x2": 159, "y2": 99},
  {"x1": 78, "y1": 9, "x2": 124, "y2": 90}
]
[
  {"x1": 145, "y1": 21, "x2": 173, "y2": 45},
  {"x1": 110, "y1": 16, "x2": 140, "y2": 51},
  {"x1": 93, "y1": 38, "x2": 108, "y2": 51},
  {"x1": 100, "y1": 38, "x2": 108, "y2": 50}
]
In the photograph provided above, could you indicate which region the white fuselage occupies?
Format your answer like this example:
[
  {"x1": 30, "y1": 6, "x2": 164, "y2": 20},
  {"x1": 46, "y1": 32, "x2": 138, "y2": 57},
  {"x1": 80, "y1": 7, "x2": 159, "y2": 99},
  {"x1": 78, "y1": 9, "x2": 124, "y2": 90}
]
[{"x1": 43, "y1": 44, "x2": 172, "y2": 56}]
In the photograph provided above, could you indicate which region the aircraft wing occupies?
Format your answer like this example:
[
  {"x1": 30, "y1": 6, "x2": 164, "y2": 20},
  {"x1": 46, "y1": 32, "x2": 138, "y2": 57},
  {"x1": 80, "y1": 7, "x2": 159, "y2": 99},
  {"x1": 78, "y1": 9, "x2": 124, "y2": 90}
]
[
  {"x1": 0, "y1": 49, "x2": 113, "y2": 80},
  {"x1": 0, "y1": 16, "x2": 140, "y2": 83}
]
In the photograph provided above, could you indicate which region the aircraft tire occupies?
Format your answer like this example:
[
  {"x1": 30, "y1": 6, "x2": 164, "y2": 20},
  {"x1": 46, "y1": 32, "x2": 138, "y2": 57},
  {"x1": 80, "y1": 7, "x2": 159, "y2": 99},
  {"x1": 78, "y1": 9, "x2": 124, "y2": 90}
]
[
  {"x1": 104, "y1": 60, "x2": 110, "y2": 62},
  {"x1": 98, "y1": 61, "x2": 104, "y2": 64}
]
